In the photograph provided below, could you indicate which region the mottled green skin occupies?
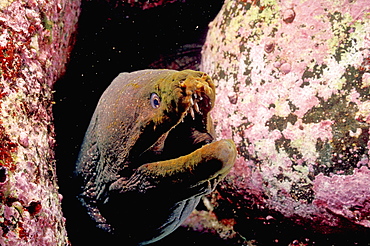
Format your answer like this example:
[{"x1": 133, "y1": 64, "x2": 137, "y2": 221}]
[{"x1": 75, "y1": 69, "x2": 236, "y2": 245}]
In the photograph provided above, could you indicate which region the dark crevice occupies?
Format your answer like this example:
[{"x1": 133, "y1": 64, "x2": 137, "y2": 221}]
[{"x1": 53, "y1": 1, "x2": 224, "y2": 245}]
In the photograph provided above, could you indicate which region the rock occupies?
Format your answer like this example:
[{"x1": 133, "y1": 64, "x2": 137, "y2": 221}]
[
  {"x1": 0, "y1": 0, "x2": 80, "y2": 244},
  {"x1": 199, "y1": 0, "x2": 370, "y2": 235}
]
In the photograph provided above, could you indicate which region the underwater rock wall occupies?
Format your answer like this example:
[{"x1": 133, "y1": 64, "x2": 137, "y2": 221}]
[
  {"x1": 0, "y1": 0, "x2": 80, "y2": 244},
  {"x1": 200, "y1": 0, "x2": 370, "y2": 235}
]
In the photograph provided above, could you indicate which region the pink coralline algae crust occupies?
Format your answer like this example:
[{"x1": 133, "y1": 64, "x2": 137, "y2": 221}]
[
  {"x1": 314, "y1": 166, "x2": 370, "y2": 228},
  {"x1": 197, "y1": 0, "x2": 370, "y2": 234},
  {"x1": 0, "y1": 0, "x2": 80, "y2": 245}
]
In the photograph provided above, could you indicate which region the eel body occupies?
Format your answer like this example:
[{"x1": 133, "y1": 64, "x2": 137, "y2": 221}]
[{"x1": 75, "y1": 69, "x2": 236, "y2": 245}]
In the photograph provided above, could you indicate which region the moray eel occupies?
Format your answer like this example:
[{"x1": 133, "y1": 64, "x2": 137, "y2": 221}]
[{"x1": 75, "y1": 69, "x2": 236, "y2": 245}]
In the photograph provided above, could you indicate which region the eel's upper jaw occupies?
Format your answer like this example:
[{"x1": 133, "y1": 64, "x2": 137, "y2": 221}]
[
  {"x1": 181, "y1": 91, "x2": 207, "y2": 123},
  {"x1": 178, "y1": 75, "x2": 215, "y2": 124}
]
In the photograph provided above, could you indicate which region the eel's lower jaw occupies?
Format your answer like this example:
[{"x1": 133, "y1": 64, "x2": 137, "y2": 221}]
[{"x1": 130, "y1": 139, "x2": 237, "y2": 195}]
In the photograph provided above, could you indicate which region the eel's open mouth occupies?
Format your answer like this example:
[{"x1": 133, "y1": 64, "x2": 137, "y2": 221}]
[
  {"x1": 135, "y1": 75, "x2": 215, "y2": 167},
  {"x1": 160, "y1": 86, "x2": 215, "y2": 161}
]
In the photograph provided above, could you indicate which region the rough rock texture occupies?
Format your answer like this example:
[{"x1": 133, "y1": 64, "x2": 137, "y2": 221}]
[
  {"x1": 196, "y1": 0, "x2": 370, "y2": 236},
  {"x1": 0, "y1": 0, "x2": 80, "y2": 245}
]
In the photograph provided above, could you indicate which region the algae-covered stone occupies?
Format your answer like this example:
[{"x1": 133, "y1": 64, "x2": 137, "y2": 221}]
[{"x1": 200, "y1": 0, "x2": 370, "y2": 234}]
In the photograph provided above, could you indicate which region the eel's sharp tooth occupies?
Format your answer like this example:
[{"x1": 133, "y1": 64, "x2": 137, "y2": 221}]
[
  {"x1": 194, "y1": 102, "x2": 200, "y2": 113},
  {"x1": 190, "y1": 107, "x2": 195, "y2": 120},
  {"x1": 190, "y1": 97, "x2": 194, "y2": 106}
]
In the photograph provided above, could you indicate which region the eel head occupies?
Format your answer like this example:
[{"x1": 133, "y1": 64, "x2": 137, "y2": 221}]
[{"x1": 75, "y1": 70, "x2": 236, "y2": 245}]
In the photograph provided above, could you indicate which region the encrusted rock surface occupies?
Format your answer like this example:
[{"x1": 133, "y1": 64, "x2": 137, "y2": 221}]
[
  {"x1": 0, "y1": 0, "x2": 80, "y2": 244},
  {"x1": 196, "y1": 0, "x2": 370, "y2": 236}
]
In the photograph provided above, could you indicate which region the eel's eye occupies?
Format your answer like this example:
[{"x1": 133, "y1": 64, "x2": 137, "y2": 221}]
[{"x1": 150, "y1": 93, "x2": 161, "y2": 108}]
